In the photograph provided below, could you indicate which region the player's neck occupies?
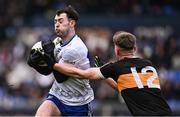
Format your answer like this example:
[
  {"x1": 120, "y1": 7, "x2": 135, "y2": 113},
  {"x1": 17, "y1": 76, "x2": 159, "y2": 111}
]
[
  {"x1": 119, "y1": 52, "x2": 135, "y2": 60},
  {"x1": 62, "y1": 30, "x2": 75, "y2": 42}
]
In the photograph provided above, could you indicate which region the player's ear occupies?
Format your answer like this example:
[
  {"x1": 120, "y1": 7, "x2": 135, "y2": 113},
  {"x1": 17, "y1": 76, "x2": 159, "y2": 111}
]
[
  {"x1": 114, "y1": 45, "x2": 120, "y2": 56},
  {"x1": 117, "y1": 48, "x2": 121, "y2": 56},
  {"x1": 133, "y1": 46, "x2": 137, "y2": 53},
  {"x1": 69, "y1": 20, "x2": 76, "y2": 27}
]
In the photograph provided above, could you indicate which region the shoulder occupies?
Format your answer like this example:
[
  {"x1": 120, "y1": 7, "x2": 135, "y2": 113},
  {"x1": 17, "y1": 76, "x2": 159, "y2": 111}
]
[
  {"x1": 135, "y1": 58, "x2": 153, "y2": 66},
  {"x1": 68, "y1": 35, "x2": 88, "y2": 54},
  {"x1": 100, "y1": 61, "x2": 118, "y2": 72},
  {"x1": 71, "y1": 35, "x2": 87, "y2": 49},
  {"x1": 119, "y1": 57, "x2": 153, "y2": 67}
]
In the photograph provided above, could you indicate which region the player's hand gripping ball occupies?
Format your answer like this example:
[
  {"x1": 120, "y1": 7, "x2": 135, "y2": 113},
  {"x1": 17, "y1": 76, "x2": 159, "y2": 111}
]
[
  {"x1": 31, "y1": 41, "x2": 47, "y2": 67},
  {"x1": 30, "y1": 37, "x2": 62, "y2": 67},
  {"x1": 27, "y1": 37, "x2": 62, "y2": 75}
]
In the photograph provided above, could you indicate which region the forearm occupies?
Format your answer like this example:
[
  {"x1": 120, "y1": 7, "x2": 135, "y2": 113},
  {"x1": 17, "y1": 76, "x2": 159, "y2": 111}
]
[
  {"x1": 53, "y1": 63, "x2": 84, "y2": 78},
  {"x1": 105, "y1": 78, "x2": 118, "y2": 90},
  {"x1": 53, "y1": 63, "x2": 101, "y2": 80}
]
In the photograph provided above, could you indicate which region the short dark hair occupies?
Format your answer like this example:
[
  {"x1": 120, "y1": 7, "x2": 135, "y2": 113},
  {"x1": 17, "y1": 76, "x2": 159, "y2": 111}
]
[
  {"x1": 56, "y1": 5, "x2": 79, "y2": 22},
  {"x1": 113, "y1": 31, "x2": 136, "y2": 50}
]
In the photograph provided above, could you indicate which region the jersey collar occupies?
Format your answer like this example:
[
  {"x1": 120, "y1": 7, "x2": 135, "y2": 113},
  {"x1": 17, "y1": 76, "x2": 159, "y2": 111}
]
[{"x1": 61, "y1": 34, "x2": 76, "y2": 47}]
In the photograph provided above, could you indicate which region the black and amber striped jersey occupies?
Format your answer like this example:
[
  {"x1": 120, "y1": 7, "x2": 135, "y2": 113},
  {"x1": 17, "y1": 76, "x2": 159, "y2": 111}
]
[{"x1": 99, "y1": 57, "x2": 172, "y2": 116}]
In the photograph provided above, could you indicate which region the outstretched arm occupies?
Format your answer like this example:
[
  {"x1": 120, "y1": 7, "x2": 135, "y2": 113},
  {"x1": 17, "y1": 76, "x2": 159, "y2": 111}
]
[
  {"x1": 53, "y1": 63, "x2": 118, "y2": 90},
  {"x1": 53, "y1": 63, "x2": 102, "y2": 80}
]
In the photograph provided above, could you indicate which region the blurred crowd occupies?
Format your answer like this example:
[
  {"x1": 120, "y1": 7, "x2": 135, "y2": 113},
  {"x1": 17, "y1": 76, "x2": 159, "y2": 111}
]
[
  {"x1": 1, "y1": 0, "x2": 180, "y2": 39},
  {"x1": 0, "y1": 0, "x2": 180, "y2": 116}
]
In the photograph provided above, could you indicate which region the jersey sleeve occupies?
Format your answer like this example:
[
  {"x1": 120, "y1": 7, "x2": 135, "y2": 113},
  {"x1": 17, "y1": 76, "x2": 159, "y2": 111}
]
[{"x1": 99, "y1": 62, "x2": 119, "y2": 80}]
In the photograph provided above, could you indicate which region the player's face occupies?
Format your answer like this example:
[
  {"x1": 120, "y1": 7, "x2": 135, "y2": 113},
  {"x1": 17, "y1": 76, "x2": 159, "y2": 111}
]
[{"x1": 54, "y1": 13, "x2": 71, "y2": 38}]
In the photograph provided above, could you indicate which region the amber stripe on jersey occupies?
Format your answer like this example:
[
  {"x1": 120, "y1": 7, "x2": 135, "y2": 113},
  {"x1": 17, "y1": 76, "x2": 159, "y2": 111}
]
[{"x1": 117, "y1": 72, "x2": 160, "y2": 92}]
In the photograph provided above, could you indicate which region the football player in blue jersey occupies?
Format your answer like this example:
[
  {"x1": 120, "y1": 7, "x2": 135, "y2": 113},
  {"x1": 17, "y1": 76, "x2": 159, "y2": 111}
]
[{"x1": 28, "y1": 5, "x2": 117, "y2": 116}]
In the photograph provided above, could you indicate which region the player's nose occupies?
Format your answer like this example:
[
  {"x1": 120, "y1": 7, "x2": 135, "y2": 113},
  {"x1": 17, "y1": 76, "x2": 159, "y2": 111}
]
[
  {"x1": 55, "y1": 22, "x2": 60, "y2": 27},
  {"x1": 55, "y1": 24, "x2": 60, "y2": 29}
]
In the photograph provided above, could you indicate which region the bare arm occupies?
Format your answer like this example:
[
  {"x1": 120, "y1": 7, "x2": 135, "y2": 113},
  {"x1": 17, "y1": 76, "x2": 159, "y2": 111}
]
[
  {"x1": 53, "y1": 63, "x2": 118, "y2": 90},
  {"x1": 53, "y1": 63, "x2": 102, "y2": 80},
  {"x1": 104, "y1": 78, "x2": 118, "y2": 90}
]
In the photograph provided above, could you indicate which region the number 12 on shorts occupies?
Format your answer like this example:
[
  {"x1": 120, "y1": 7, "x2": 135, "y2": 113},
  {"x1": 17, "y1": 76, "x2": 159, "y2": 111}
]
[{"x1": 130, "y1": 66, "x2": 160, "y2": 89}]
